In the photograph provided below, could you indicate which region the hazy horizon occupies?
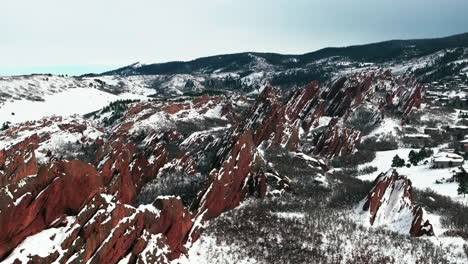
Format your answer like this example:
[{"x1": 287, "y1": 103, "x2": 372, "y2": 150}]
[{"x1": 2, "y1": 0, "x2": 468, "y2": 76}]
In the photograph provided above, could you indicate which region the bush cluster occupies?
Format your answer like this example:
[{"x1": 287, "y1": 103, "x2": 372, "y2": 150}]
[
  {"x1": 137, "y1": 171, "x2": 205, "y2": 206},
  {"x1": 359, "y1": 135, "x2": 398, "y2": 151},
  {"x1": 330, "y1": 150, "x2": 376, "y2": 168}
]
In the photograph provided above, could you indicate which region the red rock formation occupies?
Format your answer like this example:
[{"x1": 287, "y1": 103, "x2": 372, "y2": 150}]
[
  {"x1": 98, "y1": 138, "x2": 169, "y2": 204},
  {"x1": 0, "y1": 134, "x2": 39, "y2": 187},
  {"x1": 312, "y1": 118, "x2": 362, "y2": 158},
  {"x1": 410, "y1": 207, "x2": 435, "y2": 237},
  {"x1": 192, "y1": 130, "x2": 264, "y2": 220},
  {"x1": 234, "y1": 82, "x2": 325, "y2": 152},
  {"x1": 0, "y1": 159, "x2": 103, "y2": 259},
  {"x1": 2, "y1": 194, "x2": 197, "y2": 264},
  {"x1": 0, "y1": 73, "x2": 426, "y2": 262},
  {"x1": 0, "y1": 94, "x2": 245, "y2": 263},
  {"x1": 324, "y1": 70, "x2": 423, "y2": 118},
  {"x1": 0, "y1": 133, "x2": 199, "y2": 263},
  {"x1": 0, "y1": 116, "x2": 104, "y2": 165},
  {"x1": 357, "y1": 169, "x2": 434, "y2": 237},
  {"x1": 57, "y1": 122, "x2": 88, "y2": 134}
]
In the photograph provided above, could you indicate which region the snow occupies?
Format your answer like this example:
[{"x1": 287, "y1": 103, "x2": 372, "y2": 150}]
[
  {"x1": 292, "y1": 152, "x2": 318, "y2": 163},
  {"x1": 137, "y1": 204, "x2": 161, "y2": 216},
  {"x1": 0, "y1": 115, "x2": 104, "y2": 164},
  {"x1": 128, "y1": 100, "x2": 228, "y2": 134},
  {"x1": 2, "y1": 217, "x2": 77, "y2": 264},
  {"x1": 139, "y1": 232, "x2": 170, "y2": 264},
  {"x1": 117, "y1": 254, "x2": 131, "y2": 264},
  {"x1": 172, "y1": 235, "x2": 257, "y2": 264},
  {"x1": 204, "y1": 105, "x2": 225, "y2": 119},
  {"x1": 355, "y1": 169, "x2": 419, "y2": 234},
  {"x1": 316, "y1": 116, "x2": 332, "y2": 128},
  {"x1": 13, "y1": 192, "x2": 31, "y2": 206},
  {"x1": 0, "y1": 88, "x2": 146, "y2": 125},
  {"x1": 432, "y1": 152, "x2": 464, "y2": 163},
  {"x1": 357, "y1": 148, "x2": 468, "y2": 205},
  {"x1": 271, "y1": 212, "x2": 305, "y2": 219},
  {"x1": 367, "y1": 118, "x2": 400, "y2": 138},
  {"x1": 404, "y1": 133, "x2": 430, "y2": 138}
]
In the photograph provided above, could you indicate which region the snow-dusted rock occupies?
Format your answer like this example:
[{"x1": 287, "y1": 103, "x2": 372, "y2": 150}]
[{"x1": 356, "y1": 169, "x2": 434, "y2": 237}]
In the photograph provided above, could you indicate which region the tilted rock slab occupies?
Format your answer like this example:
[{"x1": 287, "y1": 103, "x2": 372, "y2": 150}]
[{"x1": 356, "y1": 169, "x2": 434, "y2": 237}]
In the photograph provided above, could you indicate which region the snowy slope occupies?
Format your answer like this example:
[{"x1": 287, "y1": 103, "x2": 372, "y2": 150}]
[
  {"x1": 0, "y1": 115, "x2": 104, "y2": 163},
  {"x1": 357, "y1": 148, "x2": 468, "y2": 205},
  {"x1": 0, "y1": 88, "x2": 147, "y2": 125}
]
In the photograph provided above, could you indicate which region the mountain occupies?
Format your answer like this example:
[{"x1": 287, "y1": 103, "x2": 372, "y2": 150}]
[
  {"x1": 1, "y1": 32, "x2": 467, "y2": 126},
  {"x1": 91, "y1": 32, "x2": 468, "y2": 99},
  {"x1": 100, "y1": 32, "x2": 468, "y2": 76}
]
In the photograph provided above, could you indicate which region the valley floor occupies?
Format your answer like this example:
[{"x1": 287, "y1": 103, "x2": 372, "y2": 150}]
[{"x1": 173, "y1": 198, "x2": 468, "y2": 264}]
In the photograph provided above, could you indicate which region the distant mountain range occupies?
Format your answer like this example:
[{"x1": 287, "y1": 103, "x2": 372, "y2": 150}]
[
  {"x1": 98, "y1": 32, "x2": 468, "y2": 77},
  {"x1": 1, "y1": 32, "x2": 467, "y2": 122}
]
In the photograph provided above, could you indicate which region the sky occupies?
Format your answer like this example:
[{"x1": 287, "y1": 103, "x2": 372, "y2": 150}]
[{"x1": 1, "y1": 0, "x2": 467, "y2": 76}]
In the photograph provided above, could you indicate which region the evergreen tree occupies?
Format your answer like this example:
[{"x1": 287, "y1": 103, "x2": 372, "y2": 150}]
[
  {"x1": 457, "y1": 177, "x2": 468, "y2": 198},
  {"x1": 392, "y1": 155, "x2": 405, "y2": 168},
  {"x1": 418, "y1": 147, "x2": 433, "y2": 159},
  {"x1": 1, "y1": 122, "x2": 10, "y2": 131},
  {"x1": 408, "y1": 150, "x2": 420, "y2": 166}
]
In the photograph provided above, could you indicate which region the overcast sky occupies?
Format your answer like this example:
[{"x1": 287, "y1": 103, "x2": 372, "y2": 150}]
[{"x1": 1, "y1": 0, "x2": 467, "y2": 76}]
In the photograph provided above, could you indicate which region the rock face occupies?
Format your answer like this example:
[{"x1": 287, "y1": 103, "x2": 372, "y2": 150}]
[
  {"x1": 191, "y1": 130, "x2": 263, "y2": 220},
  {"x1": 0, "y1": 116, "x2": 104, "y2": 164},
  {"x1": 229, "y1": 70, "x2": 424, "y2": 159},
  {"x1": 1, "y1": 194, "x2": 196, "y2": 264},
  {"x1": 0, "y1": 159, "x2": 102, "y2": 259},
  {"x1": 324, "y1": 70, "x2": 424, "y2": 118},
  {"x1": 356, "y1": 169, "x2": 434, "y2": 237},
  {"x1": 0, "y1": 134, "x2": 201, "y2": 263},
  {"x1": 312, "y1": 118, "x2": 361, "y2": 158},
  {"x1": 0, "y1": 92, "x2": 248, "y2": 263},
  {"x1": 0, "y1": 134, "x2": 39, "y2": 187}
]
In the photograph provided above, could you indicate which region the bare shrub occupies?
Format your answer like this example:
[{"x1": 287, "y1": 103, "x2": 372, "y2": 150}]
[
  {"x1": 359, "y1": 135, "x2": 398, "y2": 151},
  {"x1": 137, "y1": 171, "x2": 205, "y2": 206},
  {"x1": 331, "y1": 150, "x2": 376, "y2": 168}
]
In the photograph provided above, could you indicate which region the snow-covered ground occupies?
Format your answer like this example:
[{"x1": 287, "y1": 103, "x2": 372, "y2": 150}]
[
  {"x1": 367, "y1": 118, "x2": 401, "y2": 138},
  {"x1": 357, "y1": 148, "x2": 468, "y2": 205},
  {"x1": 172, "y1": 235, "x2": 256, "y2": 264},
  {"x1": 0, "y1": 115, "x2": 104, "y2": 163},
  {"x1": 1, "y1": 216, "x2": 77, "y2": 264},
  {"x1": 0, "y1": 88, "x2": 147, "y2": 125}
]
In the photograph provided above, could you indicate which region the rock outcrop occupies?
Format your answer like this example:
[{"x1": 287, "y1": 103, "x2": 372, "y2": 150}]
[
  {"x1": 0, "y1": 159, "x2": 103, "y2": 259},
  {"x1": 356, "y1": 169, "x2": 434, "y2": 237},
  {"x1": 312, "y1": 118, "x2": 361, "y2": 158},
  {"x1": 325, "y1": 70, "x2": 424, "y2": 118},
  {"x1": 1, "y1": 194, "x2": 197, "y2": 264},
  {"x1": 0, "y1": 116, "x2": 104, "y2": 164},
  {"x1": 229, "y1": 70, "x2": 423, "y2": 159},
  {"x1": 191, "y1": 130, "x2": 264, "y2": 220},
  {"x1": 0, "y1": 134, "x2": 39, "y2": 187}
]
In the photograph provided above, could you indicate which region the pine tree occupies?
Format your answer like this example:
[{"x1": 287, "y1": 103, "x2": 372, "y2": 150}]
[
  {"x1": 408, "y1": 150, "x2": 420, "y2": 166},
  {"x1": 1, "y1": 122, "x2": 10, "y2": 131},
  {"x1": 392, "y1": 155, "x2": 405, "y2": 168},
  {"x1": 458, "y1": 177, "x2": 468, "y2": 198}
]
